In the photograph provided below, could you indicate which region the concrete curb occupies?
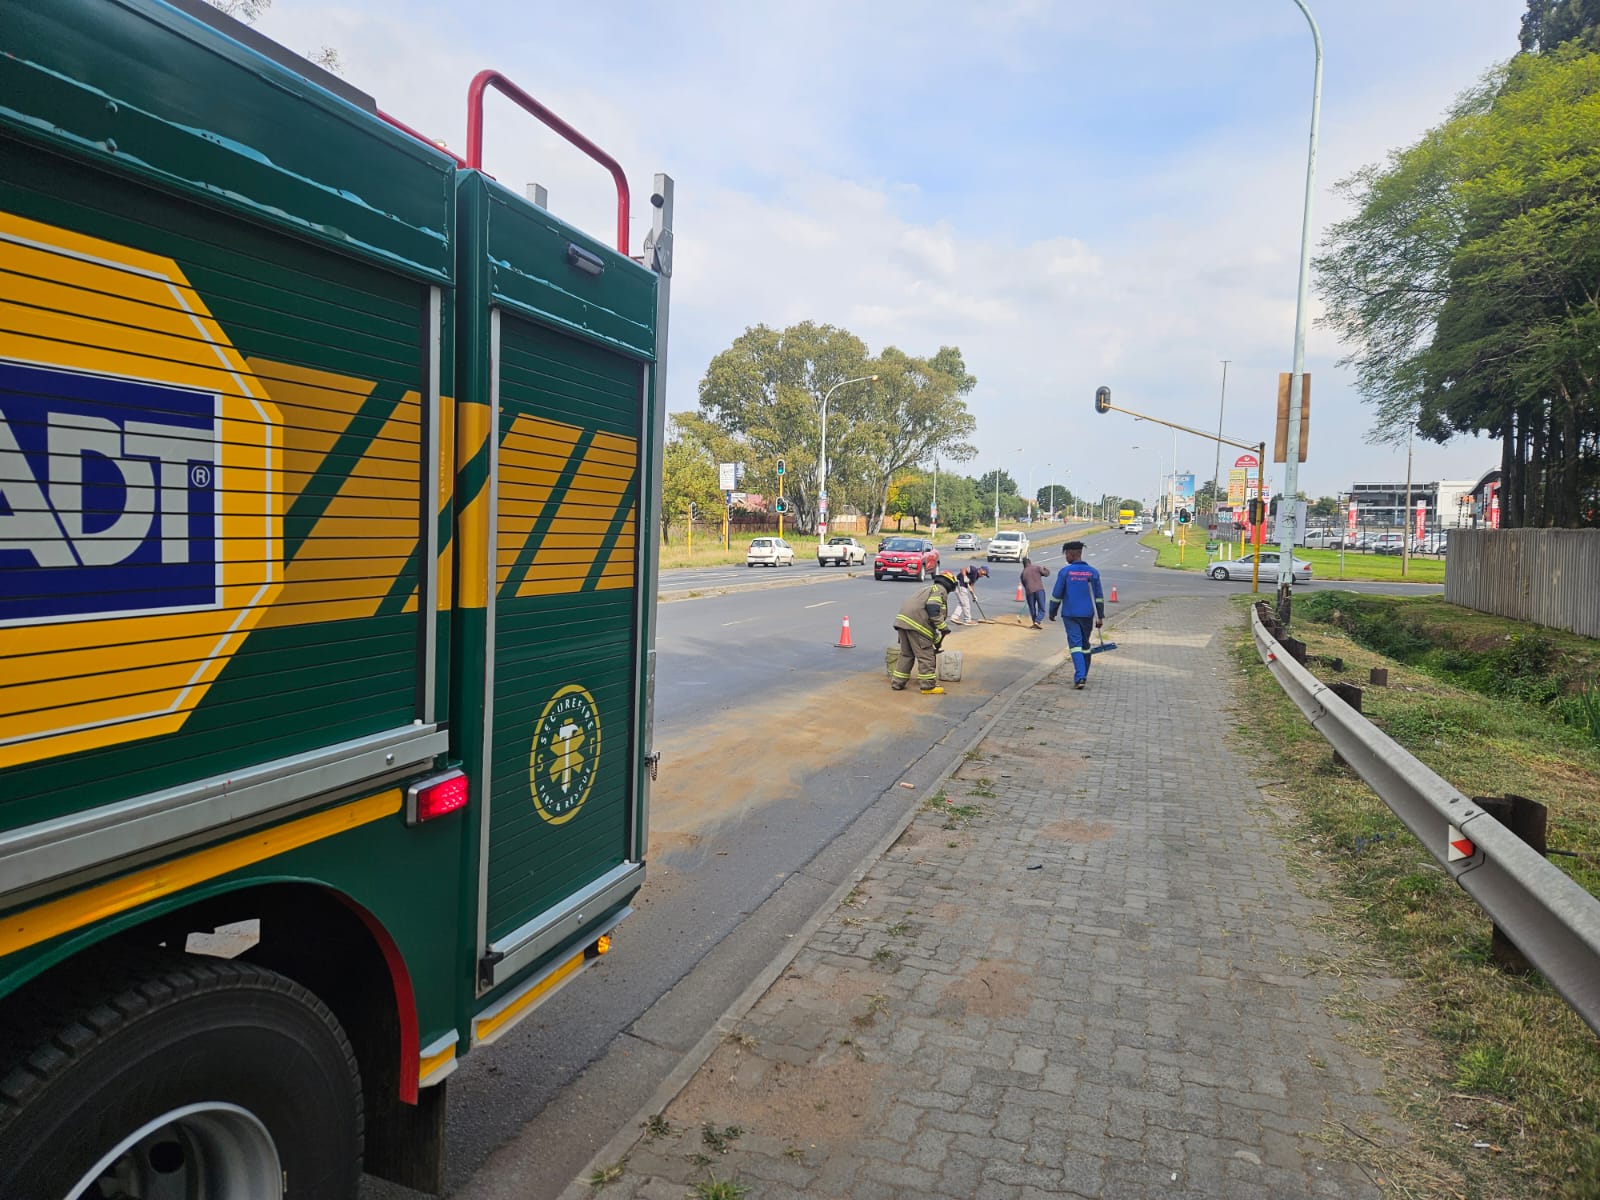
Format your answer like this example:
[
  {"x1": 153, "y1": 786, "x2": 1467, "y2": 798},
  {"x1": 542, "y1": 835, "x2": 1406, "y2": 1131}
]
[{"x1": 554, "y1": 600, "x2": 1151, "y2": 1200}]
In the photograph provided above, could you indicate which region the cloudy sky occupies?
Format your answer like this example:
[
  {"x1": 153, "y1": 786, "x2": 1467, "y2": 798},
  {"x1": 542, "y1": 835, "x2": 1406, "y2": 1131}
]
[{"x1": 250, "y1": 0, "x2": 1521, "y2": 505}]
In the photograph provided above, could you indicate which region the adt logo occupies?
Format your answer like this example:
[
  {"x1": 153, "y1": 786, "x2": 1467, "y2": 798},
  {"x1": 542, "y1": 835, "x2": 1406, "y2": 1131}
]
[{"x1": 0, "y1": 361, "x2": 219, "y2": 624}]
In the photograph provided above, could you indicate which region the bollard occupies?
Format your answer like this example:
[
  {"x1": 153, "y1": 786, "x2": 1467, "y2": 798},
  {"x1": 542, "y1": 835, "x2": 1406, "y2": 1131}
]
[
  {"x1": 1281, "y1": 636, "x2": 1308, "y2": 665},
  {"x1": 1369, "y1": 667, "x2": 1388, "y2": 687},
  {"x1": 1474, "y1": 794, "x2": 1550, "y2": 973},
  {"x1": 1329, "y1": 683, "x2": 1362, "y2": 767}
]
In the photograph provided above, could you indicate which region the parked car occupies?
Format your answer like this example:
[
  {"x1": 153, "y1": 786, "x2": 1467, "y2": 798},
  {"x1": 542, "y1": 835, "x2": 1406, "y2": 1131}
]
[
  {"x1": 1303, "y1": 528, "x2": 1340, "y2": 547},
  {"x1": 746, "y1": 536, "x2": 795, "y2": 567},
  {"x1": 986, "y1": 530, "x2": 1029, "y2": 562},
  {"x1": 875, "y1": 536, "x2": 940, "y2": 581},
  {"x1": 816, "y1": 536, "x2": 866, "y2": 567},
  {"x1": 953, "y1": 532, "x2": 980, "y2": 551},
  {"x1": 1413, "y1": 533, "x2": 1449, "y2": 554},
  {"x1": 1370, "y1": 532, "x2": 1407, "y2": 555},
  {"x1": 1206, "y1": 552, "x2": 1312, "y2": 583}
]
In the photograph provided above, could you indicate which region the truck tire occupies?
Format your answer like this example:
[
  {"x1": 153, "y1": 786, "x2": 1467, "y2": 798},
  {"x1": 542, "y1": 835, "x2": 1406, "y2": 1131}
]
[{"x1": 0, "y1": 952, "x2": 362, "y2": 1199}]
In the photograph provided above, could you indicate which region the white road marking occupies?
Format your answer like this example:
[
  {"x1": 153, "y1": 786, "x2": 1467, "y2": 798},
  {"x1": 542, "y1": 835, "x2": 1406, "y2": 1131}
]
[
  {"x1": 721, "y1": 617, "x2": 756, "y2": 627},
  {"x1": 804, "y1": 600, "x2": 836, "y2": 609}
]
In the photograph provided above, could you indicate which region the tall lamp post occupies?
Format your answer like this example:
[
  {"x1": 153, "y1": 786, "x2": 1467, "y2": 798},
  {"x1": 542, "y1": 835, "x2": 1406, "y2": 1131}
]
[
  {"x1": 818, "y1": 373, "x2": 877, "y2": 537},
  {"x1": 1277, "y1": 0, "x2": 1323, "y2": 615},
  {"x1": 994, "y1": 449, "x2": 1021, "y2": 534}
]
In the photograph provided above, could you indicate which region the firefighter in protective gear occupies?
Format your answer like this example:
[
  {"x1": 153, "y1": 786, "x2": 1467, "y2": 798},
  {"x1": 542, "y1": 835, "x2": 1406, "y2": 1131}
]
[{"x1": 892, "y1": 571, "x2": 957, "y2": 693}]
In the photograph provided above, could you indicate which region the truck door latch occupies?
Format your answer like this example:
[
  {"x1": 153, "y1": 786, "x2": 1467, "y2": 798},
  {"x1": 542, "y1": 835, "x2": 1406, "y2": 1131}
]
[{"x1": 645, "y1": 752, "x2": 660, "y2": 781}]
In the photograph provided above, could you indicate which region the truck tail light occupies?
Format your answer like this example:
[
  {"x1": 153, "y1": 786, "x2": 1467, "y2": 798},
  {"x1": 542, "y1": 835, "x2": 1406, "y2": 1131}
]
[{"x1": 406, "y1": 770, "x2": 470, "y2": 825}]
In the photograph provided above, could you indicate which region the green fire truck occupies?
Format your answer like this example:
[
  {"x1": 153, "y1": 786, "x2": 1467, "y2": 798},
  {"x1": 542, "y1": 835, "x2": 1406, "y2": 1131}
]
[{"x1": 0, "y1": 1, "x2": 670, "y2": 1193}]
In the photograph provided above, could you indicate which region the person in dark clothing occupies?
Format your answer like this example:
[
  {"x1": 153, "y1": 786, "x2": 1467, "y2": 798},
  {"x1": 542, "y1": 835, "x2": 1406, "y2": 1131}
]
[
  {"x1": 951, "y1": 564, "x2": 988, "y2": 624},
  {"x1": 892, "y1": 571, "x2": 956, "y2": 693},
  {"x1": 1047, "y1": 541, "x2": 1104, "y2": 688},
  {"x1": 1019, "y1": 557, "x2": 1050, "y2": 629}
]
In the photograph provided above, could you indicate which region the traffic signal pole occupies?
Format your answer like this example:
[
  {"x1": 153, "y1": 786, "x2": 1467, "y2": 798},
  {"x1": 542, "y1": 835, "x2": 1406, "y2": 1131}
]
[
  {"x1": 776, "y1": 456, "x2": 786, "y2": 538},
  {"x1": 1093, "y1": 387, "x2": 1268, "y2": 594}
]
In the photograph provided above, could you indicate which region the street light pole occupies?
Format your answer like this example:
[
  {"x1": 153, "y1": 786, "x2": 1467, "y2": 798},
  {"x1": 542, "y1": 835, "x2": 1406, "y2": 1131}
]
[
  {"x1": 1212, "y1": 360, "x2": 1230, "y2": 517},
  {"x1": 1278, "y1": 0, "x2": 1323, "y2": 616},
  {"x1": 818, "y1": 373, "x2": 877, "y2": 537}
]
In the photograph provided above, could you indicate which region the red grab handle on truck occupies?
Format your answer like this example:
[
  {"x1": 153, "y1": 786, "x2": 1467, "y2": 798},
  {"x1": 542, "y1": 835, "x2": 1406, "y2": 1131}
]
[{"x1": 464, "y1": 70, "x2": 631, "y2": 256}]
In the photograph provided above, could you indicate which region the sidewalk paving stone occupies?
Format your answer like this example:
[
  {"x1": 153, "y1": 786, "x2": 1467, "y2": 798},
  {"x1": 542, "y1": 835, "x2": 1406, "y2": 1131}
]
[{"x1": 577, "y1": 596, "x2": 1410, "y2": 1199}]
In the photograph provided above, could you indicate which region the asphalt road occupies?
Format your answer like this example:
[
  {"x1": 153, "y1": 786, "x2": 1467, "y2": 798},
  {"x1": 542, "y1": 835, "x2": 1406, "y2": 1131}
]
[{"x1": 362, "y1": 525, "x2": 1442, "y2": 1200}]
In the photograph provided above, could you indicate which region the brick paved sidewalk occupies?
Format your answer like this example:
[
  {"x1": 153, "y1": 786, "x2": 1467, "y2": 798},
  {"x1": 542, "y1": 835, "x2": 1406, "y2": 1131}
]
[{"x1": 575, "y1": 596, "x2": 1407, "y2": 1200}]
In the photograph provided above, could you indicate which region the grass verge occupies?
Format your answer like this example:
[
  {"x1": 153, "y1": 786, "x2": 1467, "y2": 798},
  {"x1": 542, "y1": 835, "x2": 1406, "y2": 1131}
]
[
  {"x1": 1137, "y1": 528, "x2": 1449, "y2": 583},
  {"x1": 1231, "y1": 594, "x2": 1600, "y2": 1196}
]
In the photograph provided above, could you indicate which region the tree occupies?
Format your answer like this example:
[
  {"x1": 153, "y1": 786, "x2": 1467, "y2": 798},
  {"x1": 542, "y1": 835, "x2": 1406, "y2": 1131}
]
[
  {"x1": 840, "y1": 345, "x2": 978, "y2": 533},
  {"x1": 660, "y1": 413, "x2": 745, "y2": 540},
  {"x1": 1194, "y1": 480, "x2": 1221, "y2": 509},
  {"x1": 976, "y1": 469, "x2": 1018, "y2": 500},
  {"x1": 205, "y1": 0, "x2": 341, "y2": 71},
  {"x1": 1309, "y1": 495, "x2": 1342, "y2": 518},
  {"x1": 1520, "y1": 0, "x2": 1600, "y2": 52},
  {"x1": 1036, "y1": 482, "x2": 1072, "y2": 512},
  {"x1": 696, "y1": 323, "x2": 977, "y2": 533},
  {"x1": 1316, "y1": 50, "x2": 1600, "y2": 527}
]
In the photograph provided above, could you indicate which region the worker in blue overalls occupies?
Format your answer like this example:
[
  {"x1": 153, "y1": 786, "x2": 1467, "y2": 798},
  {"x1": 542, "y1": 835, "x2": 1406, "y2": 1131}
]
[{"x1": 1047, "y1": 540, "x2": 1105, "y2": 690}]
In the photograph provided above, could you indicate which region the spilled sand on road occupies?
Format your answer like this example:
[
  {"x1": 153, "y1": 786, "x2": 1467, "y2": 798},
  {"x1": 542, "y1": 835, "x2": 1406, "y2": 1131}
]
[{"x1": 647, "y1": 616, "x2": 1061, "y2": 862}]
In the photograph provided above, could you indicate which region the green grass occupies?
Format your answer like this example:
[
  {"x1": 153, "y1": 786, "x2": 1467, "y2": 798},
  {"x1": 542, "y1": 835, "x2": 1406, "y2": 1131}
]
[
  {"x1": 1137, "y1": 528, "x2": 1448, "y2": 583},
  {"x1": 692, "y1": 1177, "x2": 752, "y2": 1200},
  {"x1": 1232, "y1": 595, "x2": 1600, "y2": 1196}
]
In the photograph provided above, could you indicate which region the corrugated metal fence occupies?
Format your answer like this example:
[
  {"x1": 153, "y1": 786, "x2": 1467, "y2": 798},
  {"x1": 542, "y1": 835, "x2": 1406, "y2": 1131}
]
[{"x1": 1445, "y1": 529, "x2": 1600, "y2": 638}]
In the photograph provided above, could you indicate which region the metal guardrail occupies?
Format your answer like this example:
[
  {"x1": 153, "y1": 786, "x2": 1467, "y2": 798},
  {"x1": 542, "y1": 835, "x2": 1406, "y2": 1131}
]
[{"x1": 1251, "y1": 606, "x2": 1600, "y2": 1037}]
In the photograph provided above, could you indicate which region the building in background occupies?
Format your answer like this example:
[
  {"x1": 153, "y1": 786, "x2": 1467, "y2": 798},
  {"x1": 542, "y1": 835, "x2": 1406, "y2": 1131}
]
[{"x1": 1347, "y1": 477, "x2": 1486, "y2": 529}]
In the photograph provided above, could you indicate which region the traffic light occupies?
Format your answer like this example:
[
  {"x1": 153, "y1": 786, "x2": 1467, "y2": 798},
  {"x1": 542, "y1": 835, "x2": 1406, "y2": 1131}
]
[
  {"x1": 1094, "y1": 386, "x2": 1111, "y2": 414},
  {"x1": 775, "y1": 457, "x2": 785, "y2": 476},
  {"x1": 1248, "y1": 498, "x2": 1265, "y2": 524},
  {"x1": 1178, "y1": 508, "x2": 1191, "y2": 524},
  {"x1": 688, "y1": 501, "x2": 698, "y2": 520},
  {"x1": 774, "y1": 497, "x2": 787, "y2": 514}
]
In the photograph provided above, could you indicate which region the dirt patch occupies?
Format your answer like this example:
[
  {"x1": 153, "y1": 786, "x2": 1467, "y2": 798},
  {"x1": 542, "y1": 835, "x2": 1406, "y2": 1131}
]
[
  {"x1": 980, "y1": 743, "x2": 1088, "y2": 773},
  {"x1": 935, "y1": 959, "x2": 1031, "y2": 1019},
  {"x1": 1036, "y1": 817, "x2": 1116, "y2": 843},
  {"x1": 649, "y1": 616, "x2": 1050, "y2": 846},
  {"x1": 667, "y1": 1038, "x2": 895, "y2": 1143},
  {"x1": 892, "y1": 824, "x2": 932, "y2": 851}
]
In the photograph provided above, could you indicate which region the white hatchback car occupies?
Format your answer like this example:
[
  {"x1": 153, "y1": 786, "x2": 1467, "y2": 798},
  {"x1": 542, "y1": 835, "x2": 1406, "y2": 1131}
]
[{"x1": 746, "y1": 536, "x2": 795, "y2": 567}]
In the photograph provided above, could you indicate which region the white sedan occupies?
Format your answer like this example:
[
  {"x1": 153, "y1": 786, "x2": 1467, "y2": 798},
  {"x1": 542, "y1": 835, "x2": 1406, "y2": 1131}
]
[{"x1": 1207, "y1": 551, "x2": 1312, "y2": 583}]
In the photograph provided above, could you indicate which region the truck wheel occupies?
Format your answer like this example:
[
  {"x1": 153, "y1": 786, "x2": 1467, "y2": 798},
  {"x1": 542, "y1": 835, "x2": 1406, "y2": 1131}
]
[{"x1": 0, "y1": 953, "x2": 362, "y2": 1200}]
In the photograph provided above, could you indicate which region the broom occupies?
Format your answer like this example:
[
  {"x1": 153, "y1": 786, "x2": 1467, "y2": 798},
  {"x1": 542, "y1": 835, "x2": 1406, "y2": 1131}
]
[
  {"x1": 1089, "y1": 625, "x2": 1119, "y2": 654},
  {"x1": 968, "y1": 590, "x2": 1033, "y2": 630}
]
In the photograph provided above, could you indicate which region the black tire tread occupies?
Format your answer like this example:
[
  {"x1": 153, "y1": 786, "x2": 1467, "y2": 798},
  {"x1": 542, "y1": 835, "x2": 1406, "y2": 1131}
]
[{"x1": 0, "y1": 946, "x2": 362, "y2": 1162}]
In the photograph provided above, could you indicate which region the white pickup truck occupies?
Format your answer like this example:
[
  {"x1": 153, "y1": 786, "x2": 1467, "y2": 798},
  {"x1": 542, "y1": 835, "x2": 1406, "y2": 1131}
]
[{"x1": 817, "y1": 536, "x2": 868, "y2": 566}]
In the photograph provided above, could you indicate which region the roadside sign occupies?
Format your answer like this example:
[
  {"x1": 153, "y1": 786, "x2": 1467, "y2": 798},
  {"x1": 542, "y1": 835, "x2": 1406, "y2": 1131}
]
[
  {"x1": 1447, "y1": 824, "x2": 1475, "y2": 862},
  {"x1": 719, "y1": 462, "x2": 736, "y2": 490}
]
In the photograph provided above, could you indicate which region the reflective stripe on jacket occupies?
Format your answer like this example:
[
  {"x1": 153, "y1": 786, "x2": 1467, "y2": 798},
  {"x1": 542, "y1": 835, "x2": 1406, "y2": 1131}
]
[{"x1": 894, "y1": 583, "x2": 949, "y2": 638}]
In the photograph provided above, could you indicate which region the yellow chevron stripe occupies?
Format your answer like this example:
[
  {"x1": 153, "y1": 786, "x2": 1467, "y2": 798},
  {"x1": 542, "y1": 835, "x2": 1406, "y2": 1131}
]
[
  {"x1": 596, "y1": 503, "x2": 637, "y2": 591},
  {"x1": 457, "y1": 400, "x2": 493, "y2": 610},
  {"x1": 516, "y1": 431, "x2": 637, "y2": 598},
  {"x1": 258, "y1": 390, "x2": 423, "y2": 629}
]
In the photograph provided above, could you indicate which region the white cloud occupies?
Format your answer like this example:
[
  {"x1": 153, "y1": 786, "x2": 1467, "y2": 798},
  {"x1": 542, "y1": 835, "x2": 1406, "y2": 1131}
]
[{"x1": 244, "y1": 0, "x2": 1515, "y2": 499}]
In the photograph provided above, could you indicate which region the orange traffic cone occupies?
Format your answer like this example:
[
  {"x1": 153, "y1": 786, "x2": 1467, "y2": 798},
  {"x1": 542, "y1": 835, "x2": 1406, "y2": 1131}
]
[
  {"x1": 835, "y1": 615, "x2": 855, "y2": 648},
  {"x1": 1110, "y1": 586, "x2": 1118, "y2": 603},
  {"x1": 1015, "y1": 582, "x2": 1025, "y2": 602}
]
